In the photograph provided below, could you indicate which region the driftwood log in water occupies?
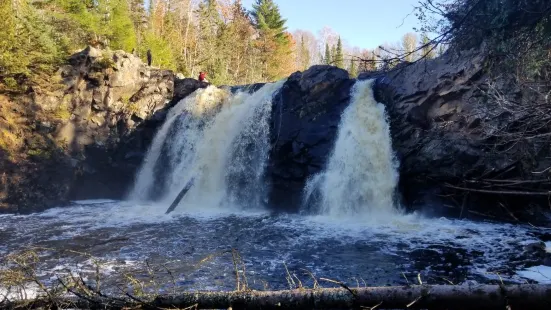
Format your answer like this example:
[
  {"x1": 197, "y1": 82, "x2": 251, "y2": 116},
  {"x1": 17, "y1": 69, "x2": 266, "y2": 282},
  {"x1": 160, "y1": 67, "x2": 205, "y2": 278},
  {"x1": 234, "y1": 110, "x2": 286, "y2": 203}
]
[
  {"x1": 165, "y1": 178, "x2": 195, "y2": 214},
  {"x1": 8, "y1": 284, "x2": 551, "y2": 309}
]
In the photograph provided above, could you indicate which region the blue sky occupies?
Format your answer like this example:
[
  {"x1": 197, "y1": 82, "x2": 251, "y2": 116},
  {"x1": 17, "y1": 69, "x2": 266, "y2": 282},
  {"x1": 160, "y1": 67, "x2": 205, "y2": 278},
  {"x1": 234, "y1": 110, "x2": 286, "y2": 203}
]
[{"x1": 241, "y1": 0, "x2": 421, "y2": 50}]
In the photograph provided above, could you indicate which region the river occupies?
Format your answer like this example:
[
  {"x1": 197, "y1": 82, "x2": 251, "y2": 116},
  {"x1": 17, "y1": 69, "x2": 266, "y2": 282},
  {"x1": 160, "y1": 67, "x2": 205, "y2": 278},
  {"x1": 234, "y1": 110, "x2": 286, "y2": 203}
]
[
  {"x1": 1, "y1": 199, "x2": 550, "y2": 295},
  {"x1": 1, "y1": 79, "x2": 550, "y2": 298}
]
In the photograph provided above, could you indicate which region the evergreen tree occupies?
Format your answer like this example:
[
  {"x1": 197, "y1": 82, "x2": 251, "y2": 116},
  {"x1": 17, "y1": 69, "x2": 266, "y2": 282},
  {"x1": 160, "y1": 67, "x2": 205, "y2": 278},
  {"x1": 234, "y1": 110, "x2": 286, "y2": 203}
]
[
  {"x1": 300, "y1": 36, "x2": 310, "y2": 70},
  {"x1": 251, "y1": 0, "x2": 293, "y2": 80},
  {"x1": 324, "y1": 43, "x2": 331, "y2": 65},
  {"x1": 1, "y1": 0, "x2": 63, "y2": 78},
  {"x1": 421, "y1": 34, "x2": 436, "y2": 59},
  {"x1": 251, "y1": 0, "x2": 287, "y2": 44},
  {"x1": 108, "y1": 0, "x2": 137, "y2": 51},
  {"x1": 334, "y1": 37, "x2": 344, "y2": 68},
  {"x1": 349, "y1": 60, "x2": 358, "y2": 77},
  {"x1": 0, "y1": 0, "x2": 17, "y2": 76},
  {"x1": 331, "y1": 45, "x2": 337, "y2": 65}
]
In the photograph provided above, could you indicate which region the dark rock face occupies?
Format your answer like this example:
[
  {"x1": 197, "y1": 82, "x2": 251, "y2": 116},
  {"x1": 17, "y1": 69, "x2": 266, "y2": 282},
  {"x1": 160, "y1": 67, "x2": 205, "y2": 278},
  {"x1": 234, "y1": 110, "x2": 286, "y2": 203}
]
[
  {"x1": 268, "y1": 66, "x2": 355, "y2": 211},
  {"x1": 173, "y1": 78, "x2": 209, "y2": 104},
  {"x1": 362, "y1": 50, "x2": 491, "y2": 194},
  {"x1": 364, "y1": 49, "x2": 551, "y2": 215}
]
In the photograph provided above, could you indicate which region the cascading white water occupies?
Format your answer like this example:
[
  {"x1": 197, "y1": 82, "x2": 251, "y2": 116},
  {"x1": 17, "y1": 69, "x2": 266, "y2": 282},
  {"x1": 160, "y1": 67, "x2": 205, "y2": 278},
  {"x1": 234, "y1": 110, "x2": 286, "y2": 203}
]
[
  {"x1": 129, "y1": 80, "x2": 285, "y2": 211},
  {"x1": 130, "y1": 86, "x2": 231, "y2": 202},
  {"x1": 304, "y1": 79, "x2": 399, "y2": 218}
]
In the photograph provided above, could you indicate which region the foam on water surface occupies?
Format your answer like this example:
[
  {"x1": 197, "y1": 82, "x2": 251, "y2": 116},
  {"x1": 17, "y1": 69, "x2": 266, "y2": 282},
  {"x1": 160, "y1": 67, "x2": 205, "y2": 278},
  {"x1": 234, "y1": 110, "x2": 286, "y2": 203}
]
[
  {"x1": 517, "y1": 265, "x2": 551, "y2": 284},
  {"x1": 1, "y1": 201, "x2": 550, "y2": 292},
  {"x1": 72, "y1": 199, "x2": 118, "y2": 205}
]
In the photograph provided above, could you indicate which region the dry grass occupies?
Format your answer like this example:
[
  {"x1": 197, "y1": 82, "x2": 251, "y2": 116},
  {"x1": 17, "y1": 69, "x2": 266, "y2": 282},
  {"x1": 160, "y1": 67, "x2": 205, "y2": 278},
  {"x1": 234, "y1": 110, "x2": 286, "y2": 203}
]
[
  {"x1": 0, "y1": 96, "x2": 25, "y2": 156},
  {"x1": 52, "y1": 104, "x2": 72, "y2": 121}
]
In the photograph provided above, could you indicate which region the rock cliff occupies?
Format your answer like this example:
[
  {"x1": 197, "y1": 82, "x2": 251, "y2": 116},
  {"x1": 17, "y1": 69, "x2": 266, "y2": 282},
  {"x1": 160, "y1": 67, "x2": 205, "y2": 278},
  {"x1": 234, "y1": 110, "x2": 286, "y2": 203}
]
[
  {"x1": 0, "y1": 47, "x2": 175, "y2": 212},
  {"x1": 2, "y1": 46, "x2": 549, "y2": 218},
  {"x1": 367, "y1": 49, "x2": 551, "y2": 217}
]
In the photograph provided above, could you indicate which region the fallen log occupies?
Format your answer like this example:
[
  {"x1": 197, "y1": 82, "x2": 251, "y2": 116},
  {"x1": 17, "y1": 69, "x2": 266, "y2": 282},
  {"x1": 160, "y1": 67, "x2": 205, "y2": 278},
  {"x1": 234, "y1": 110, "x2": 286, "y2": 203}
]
[
  {"x1": 165, "y1": 177, "x2": 195, "y2": 214},
  {"x1": 6, "y1": 284, "x2": 551, "y2": 309}
]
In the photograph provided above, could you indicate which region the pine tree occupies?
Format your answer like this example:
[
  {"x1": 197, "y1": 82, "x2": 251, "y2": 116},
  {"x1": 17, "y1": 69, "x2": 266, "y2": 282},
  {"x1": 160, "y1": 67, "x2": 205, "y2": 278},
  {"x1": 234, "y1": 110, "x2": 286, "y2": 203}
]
[
  {"x1": 0, "y1": 0, "x2": 64, "y2": 77},
  {"x1": 334, "y1": 37, "x2": 344, "y2": 68},
  {"x1": 251, "y1": 0, "x2": 293, "y2": 81},
  {"x1": 300, "y1": 36, "x2": 310, "y2": 70},
  {"x1": 349, "y1": 60, "x2": 358, "y2": 77},
  {"x1": 108, "y1": 0, "x2": 137, "y2": 51},
  {"x1": 251, "y1": 0, "x2": 287, "y2": 44},
  {"x1": 0, "y1": 0, "x2": 17, "y2": 75},
  {"x1": 421, "y1": 34, "x2": 436, "y2": 59},
  {"x1": 324, "y1": 43, "x2": 331, "y2": 65}
]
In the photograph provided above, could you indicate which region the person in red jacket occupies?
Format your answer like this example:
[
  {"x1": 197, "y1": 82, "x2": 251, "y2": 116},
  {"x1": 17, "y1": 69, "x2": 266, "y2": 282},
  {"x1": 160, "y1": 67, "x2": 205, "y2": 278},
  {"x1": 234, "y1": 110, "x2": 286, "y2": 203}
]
[{"x1": 198, "y1": 71, "x2": 208, "y2": 82}]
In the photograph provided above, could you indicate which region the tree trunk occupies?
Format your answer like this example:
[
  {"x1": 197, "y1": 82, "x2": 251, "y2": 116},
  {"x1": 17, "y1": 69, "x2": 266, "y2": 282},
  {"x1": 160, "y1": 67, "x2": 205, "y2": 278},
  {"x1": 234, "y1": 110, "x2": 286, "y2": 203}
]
[
  {"x1": 151, "y1": 284, "x2": 551, "y2": 309},
  {"x1": 9, "y1": 284, "x2": 551, "y2": 309}
]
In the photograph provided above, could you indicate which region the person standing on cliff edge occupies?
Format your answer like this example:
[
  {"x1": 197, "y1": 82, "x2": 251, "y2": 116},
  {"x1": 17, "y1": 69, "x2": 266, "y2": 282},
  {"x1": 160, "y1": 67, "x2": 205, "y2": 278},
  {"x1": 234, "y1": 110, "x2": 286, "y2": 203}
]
[
  {"x1": 147, "y1": 49, "x2": 152, "y2": 66},
  {"x1": 198, "y1": 71, "x2": 208, "y2": 83}
]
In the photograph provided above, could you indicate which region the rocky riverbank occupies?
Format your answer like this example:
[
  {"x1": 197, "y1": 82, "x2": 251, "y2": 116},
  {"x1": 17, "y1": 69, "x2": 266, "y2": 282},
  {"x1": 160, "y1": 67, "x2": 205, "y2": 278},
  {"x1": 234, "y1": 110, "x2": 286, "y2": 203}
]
[{"x1": 0, "y1": 47, "x2": 174, "y2": 212}]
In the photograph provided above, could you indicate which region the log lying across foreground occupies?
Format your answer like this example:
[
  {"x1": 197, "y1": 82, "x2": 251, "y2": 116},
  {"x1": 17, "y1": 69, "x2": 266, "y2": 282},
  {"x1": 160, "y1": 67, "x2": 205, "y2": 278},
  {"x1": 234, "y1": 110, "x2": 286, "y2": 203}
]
[{"x1": 8, "y1": 284, "x2": 551, "y2": 309}]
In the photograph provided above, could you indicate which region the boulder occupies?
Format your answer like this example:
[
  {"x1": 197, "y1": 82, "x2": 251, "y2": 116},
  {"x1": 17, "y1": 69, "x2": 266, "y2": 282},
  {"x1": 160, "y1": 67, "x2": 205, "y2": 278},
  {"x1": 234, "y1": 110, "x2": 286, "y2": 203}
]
[
  {"x1": 173, "y1": 78, "x2": 209, "y2": 104},
  {"x1": 268, "y1": 66, "x2": 355, "y2": 211},
  {"x1": 36, "y1": 47, "x2": 175, "y2": 154},
  {"x1": 0, "y1": 47, "x2": 177, "y2": 212}
]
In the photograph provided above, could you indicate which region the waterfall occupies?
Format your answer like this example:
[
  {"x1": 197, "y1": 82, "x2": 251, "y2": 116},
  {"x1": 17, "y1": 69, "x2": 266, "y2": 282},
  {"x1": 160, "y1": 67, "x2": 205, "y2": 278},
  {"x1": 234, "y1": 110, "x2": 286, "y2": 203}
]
[
  {"x1": 129, "y1": 80, "x2": 285, "y2": 211},
  {"x1": 304, "y1": 79, "x2": 399, "y2": 217}
]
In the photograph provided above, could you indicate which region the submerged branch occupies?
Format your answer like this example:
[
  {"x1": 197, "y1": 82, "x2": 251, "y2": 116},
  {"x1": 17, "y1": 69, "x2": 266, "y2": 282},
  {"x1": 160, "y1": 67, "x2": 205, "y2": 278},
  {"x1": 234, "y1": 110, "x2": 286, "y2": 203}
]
[{"x1": 445, "y1": 183, "x2": 551, "y2": 196}]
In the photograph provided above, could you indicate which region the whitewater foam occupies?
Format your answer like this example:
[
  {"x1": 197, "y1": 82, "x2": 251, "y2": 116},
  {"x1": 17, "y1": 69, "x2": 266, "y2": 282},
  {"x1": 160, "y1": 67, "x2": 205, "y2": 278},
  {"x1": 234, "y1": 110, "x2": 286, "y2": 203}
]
[
  {"x1": 304, "y1": 79, "x2": 399, "y2": 218},
  {"x1": 518, "y1": 265, "x2": 551, "y2": 284},
  {"x1": 128, "y1": 81, "x2": 285, "y2": 212},
  {"x1": 1, "y1": 201, "x2": 550, "y2": 289},
  {"x1": 129, "y1": 86, "x2": 232, "y2": 202}
]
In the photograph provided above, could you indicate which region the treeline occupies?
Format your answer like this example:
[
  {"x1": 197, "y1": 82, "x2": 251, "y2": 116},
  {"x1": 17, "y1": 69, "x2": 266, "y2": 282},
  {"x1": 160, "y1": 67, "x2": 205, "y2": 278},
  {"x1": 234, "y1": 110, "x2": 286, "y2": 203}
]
[
  {"x1": 294, "y1": 28, "x2": 443, "y2": 78},
  {"x1": 0, "y1": 0, "x2": 298, "y2": 86},
  {"x1": 0, "y1": 0, "x2": 453, "y2": 88}
]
